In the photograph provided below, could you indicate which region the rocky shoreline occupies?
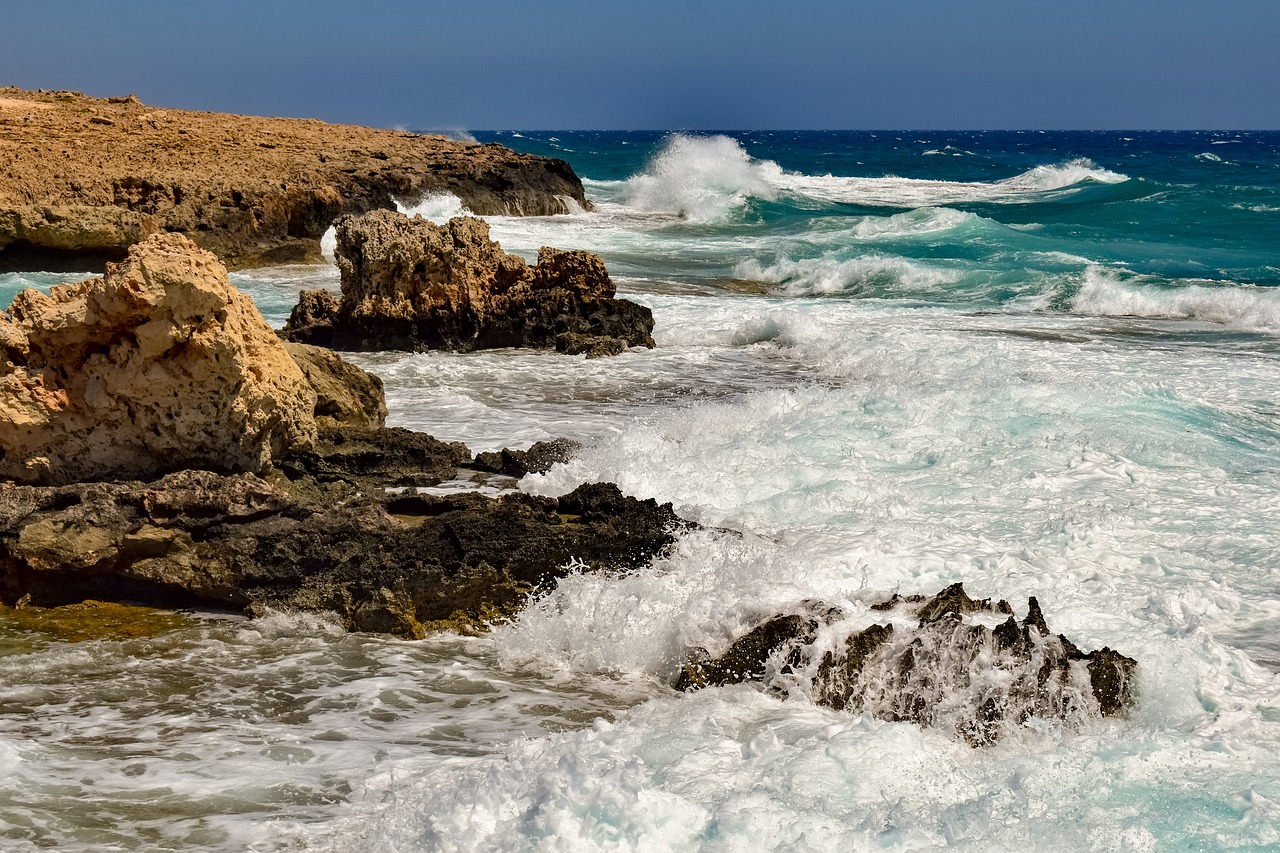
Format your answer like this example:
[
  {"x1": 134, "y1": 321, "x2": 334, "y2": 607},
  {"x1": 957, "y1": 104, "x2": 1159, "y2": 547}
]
[
  {"x1": 0, "y1": 132, "x2": 1137, "y2": 743},
  {"x1": 0, "y1": 88, "x2": 589, "y2": 271}
]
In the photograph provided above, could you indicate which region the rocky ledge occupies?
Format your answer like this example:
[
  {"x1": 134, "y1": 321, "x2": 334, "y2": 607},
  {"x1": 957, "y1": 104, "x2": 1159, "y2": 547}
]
[
  {"x1": 676, "y1": 584, "x2": 1137, "y2": 746},
  {"x1": 0, "y1": 232, "x2": 680, "y2": 634},
  {"x1": 281, "y1": 210, "x2": 655, "y2": 356},
  {"x1": 0, "y1": 443, "x2": 683, "y2": 638},
  {"x1": 0, "y1": 88, "x2": 589, "y2": 271}
]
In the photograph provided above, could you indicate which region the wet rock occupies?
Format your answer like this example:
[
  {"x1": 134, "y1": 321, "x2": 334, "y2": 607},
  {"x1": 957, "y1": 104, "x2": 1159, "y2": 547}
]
[
  {"x1": 2, "y1": 599, "x2": 193, "y2": 642},
  {"x1": 0, "y1": 88, "x2": 590, "y2": 271},
  {"x1": 281, "y1": 211, "x2": 655, "y2": 355},
  {"x1": 0, "y1": 233, "x2": 316, "y2": 485},
  {"x1": 472, "y1": 438, "x2": 580, "y2": 478},
  {"x1": 0, "y1": 458, "x2": 686, "y2": 638},
  {"x1": 276, "y1": 426, "x2": 470, "y2": 492},
  {"x1": 676, "y1": 584, "x2": 1137, "y2": 746}
]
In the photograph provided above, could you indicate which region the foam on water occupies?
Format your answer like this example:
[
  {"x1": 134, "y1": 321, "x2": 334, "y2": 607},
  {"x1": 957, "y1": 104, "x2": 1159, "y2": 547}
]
[{"x1": 1072, "y1": 265, "x2": 1280, "y2": 331}]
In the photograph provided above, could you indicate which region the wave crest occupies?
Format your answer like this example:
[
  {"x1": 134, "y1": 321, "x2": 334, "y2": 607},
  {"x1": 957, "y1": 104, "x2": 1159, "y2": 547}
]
[
  {"x1": 622, "y1": 134, "x2": 781, "y2": 221},
  {"x1": 1071, "y1": 266, "x2": 1280, "y2": 330},
  {"x1": 615, "y1": 136, "x2": 1131, "y2": 220}
]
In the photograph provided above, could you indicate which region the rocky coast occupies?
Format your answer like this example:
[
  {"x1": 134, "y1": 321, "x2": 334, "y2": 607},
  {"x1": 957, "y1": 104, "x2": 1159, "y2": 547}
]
[
  {"x1": 0, "y1": 88, "x2": 589, "y2": 271},
  {"x1": 0, "y1": 234, "x2": 680, "y2": 636}
]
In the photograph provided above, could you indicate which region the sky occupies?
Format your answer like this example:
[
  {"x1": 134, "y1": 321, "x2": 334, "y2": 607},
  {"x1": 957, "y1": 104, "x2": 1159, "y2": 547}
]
[{"x1": 5, "y1": 0, "x2": 1279, "y2": 130}]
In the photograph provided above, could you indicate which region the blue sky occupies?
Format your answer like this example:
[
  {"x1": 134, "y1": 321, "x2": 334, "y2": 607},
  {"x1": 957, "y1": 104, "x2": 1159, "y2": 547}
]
[{"x1": 6, "y1": 1, "x2": 1279, "y2": 129}]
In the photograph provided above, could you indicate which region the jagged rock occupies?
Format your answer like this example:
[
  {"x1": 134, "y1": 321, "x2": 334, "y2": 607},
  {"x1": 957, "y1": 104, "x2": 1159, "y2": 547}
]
[
  {"x1": 0, "y1": 233, "x2": 316, "y2": 485},
  {"x1": 281, "y1": 211, "x2": 655, "y2": 355},
  {"x1": 676, "y1": 583, "x2": 1137, "y2": 746},
  {"x1": 0, "y1": 459, "x2": 686, "y2": 638},
  {"x1": 472, "y1": 438, "x2": 580, "y2": 478},
  {"x1": 0, "y1": 88, "x2": 590, "y2": 271},
  {"x1": 285, "y1": 342, "x2": 387, "y2": 429}
]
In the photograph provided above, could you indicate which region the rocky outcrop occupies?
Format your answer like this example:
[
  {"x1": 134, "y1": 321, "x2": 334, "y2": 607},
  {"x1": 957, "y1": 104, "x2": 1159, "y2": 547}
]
[
  {"x1": 284, "y1": 342, "x2": 387, "y2": 429},
  {"x1": 0, "y1": 233, "x2": 316, "y2": 485},
  {"x1": 472, "y1": 438, "x2": 580, "y2": 478},
  {"x1": 676, "y1": 584, "x2": 1137, "y2": 746},
  {"x1": 281, "y1": 211, "x2": 655, "y2": 356},
  {"x1": 0, "y1": 445, "x2": 684, "y2": 637},
  {"x1": 0, "y1": 88, "x2": 590, "y2": 271}
]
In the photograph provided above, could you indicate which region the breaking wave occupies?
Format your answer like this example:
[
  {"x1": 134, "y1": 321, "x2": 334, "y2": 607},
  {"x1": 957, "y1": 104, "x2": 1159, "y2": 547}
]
[
  {"x1": 1071, "y1": 266, "x2": 1280, "y2": 330},
  {"x1": 613, "y1": 135, "x2": 1131, "y2": 220}
]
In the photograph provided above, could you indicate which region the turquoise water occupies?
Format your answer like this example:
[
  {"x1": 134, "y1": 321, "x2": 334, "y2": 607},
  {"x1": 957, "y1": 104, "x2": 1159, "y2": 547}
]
[{"x1": 2, "y1": 132, "x2": 1279, "y2": 851}]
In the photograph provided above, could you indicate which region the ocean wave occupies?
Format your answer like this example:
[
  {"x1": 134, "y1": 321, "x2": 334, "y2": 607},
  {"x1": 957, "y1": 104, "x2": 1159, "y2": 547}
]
[
  {"x1": 612, "y1": 135, "x2": 1131, "y2": 220},
  {"x1": 1070, "y1": 266, "x2": 1280, "y2": 330},
  {"x1": 621, "y1": 134, "x2": 782, "y2": 221},
  {"x1": 735, "y1": 254, "x2": 959, "y2": 297}
]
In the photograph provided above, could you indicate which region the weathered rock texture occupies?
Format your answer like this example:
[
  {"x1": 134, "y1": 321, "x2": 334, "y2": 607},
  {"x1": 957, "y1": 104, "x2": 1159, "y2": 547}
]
[
  {"x1": 0, "y1": 439, "x2": 683, "y2": 637},
  {"x1": 0, "y1": 233, "x2": 316, "y2": 485},
  {"x1": 0, "y1": 88, "x2": 590, "y2": 271},
  {"x1": 281, "y1": 211, "x2": 655, "y2": 355},
  {"x1": 676, "y1": 584, "x2": 1137, "y2": 746},
  {"x1": 284, "y1": 342, "x2": 387, "y2": 429}
]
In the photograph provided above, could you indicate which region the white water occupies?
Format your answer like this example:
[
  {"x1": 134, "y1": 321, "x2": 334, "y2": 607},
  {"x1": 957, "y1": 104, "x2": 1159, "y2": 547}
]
[{"x1": 3, "y1": 134, "x2": 1279, "y2": 851}]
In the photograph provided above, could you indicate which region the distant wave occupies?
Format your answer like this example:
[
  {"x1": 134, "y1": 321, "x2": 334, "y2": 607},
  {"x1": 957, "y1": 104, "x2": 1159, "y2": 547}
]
[{"x1": 613, "y1": 134, "x2": 1131, "y2": 221}]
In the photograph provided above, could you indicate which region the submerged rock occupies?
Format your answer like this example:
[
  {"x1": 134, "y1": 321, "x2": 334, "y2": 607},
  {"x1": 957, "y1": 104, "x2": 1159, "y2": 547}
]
[
  {"x1": 676, "y1": 583, "x2": 1137, "y2": 745},
  {"x1": 0, "y1": 233, "x2": 316, "y2": 485},
  {"x1": 281, "y1": 211, "x2": 655, "y2": 356}
]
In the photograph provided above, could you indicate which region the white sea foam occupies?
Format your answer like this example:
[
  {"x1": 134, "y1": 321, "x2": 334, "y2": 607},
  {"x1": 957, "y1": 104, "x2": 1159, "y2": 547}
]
[
  {"x1": 610, "y1": 136, "x2": 1130, "y2": 220},
  {"x1": 621, "y1": 134, "x2": 781, "y2": 221},
  {"x1": 395, "y1": 192, "x2": 474, "y2": 223},
  {"x1": 735, "y1": 254, "x2": 959, "y2": 296},
  {"x1": 1071, "y1": 265, "x2": 1280, "y2": 330}
]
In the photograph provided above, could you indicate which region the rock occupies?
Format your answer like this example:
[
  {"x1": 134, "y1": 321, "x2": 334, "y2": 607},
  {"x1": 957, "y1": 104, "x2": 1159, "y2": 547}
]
[
  {"x1": 0, "y1": 88, "x2": 590, "y2": 271},
  {"x1": 284, "y1": 342, "x2": 387, "y2": 429},
  {"x1": 281, "y1": 211, "x2": 655, "y2": 355},
  {"x1": 676, "y1": 583, "x2": 1137, "y2": 746},
  {"x1": 472, "y1": 438, "x2": 579, "y2": 478},
  {"x1": 0, "y1": 460, "x2": 686, "y2": 638},
  {"x1": 276, "y1": 426, "x2": 471, "y2": 492},
  {"x1": 0, "y1": 233, "x2": 316, "y2": 485}
]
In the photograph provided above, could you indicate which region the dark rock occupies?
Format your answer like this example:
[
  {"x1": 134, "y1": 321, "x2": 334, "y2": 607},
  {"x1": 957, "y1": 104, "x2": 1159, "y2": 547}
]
[
  {"x1": 472, "y1": 438, "x2": 580, "y2": 478},
  {"x1": 676, "y1": 583, "x2": 1137, "y2": 746},
  {"x1": 281, "y1": 211, "x2": 655, "y2": 356},
  {"x1": 276, "y1": 426, "x2": 471, "y2": 491},
  {"x1": 0, "y1": 457, "x2": 684, "y2": 638}
]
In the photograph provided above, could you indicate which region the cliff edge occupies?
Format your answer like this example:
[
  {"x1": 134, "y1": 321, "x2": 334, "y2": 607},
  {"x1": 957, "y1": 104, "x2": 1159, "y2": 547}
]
[{"x1": 0, "y1": 88, "x2": 590, "y2": 271}]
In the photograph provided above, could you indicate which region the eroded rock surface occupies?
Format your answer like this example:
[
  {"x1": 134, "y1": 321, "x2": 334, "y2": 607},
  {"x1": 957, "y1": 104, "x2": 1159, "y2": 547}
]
[
  {"x1": 0, "y1": 88, "x2": 590, "y2": 271},
  {"x1": 0, "y1": 456, "x2": 684, "y2": 638},
  {"x1": 676, "y1": 584, "x2": 1137, "y2": 745},
  {"x1": 0, "y1": 233, "x2": 316, "y2": 485},
  {"x1": 282, "y1": 211, "x2": 655, "y2": 355}
]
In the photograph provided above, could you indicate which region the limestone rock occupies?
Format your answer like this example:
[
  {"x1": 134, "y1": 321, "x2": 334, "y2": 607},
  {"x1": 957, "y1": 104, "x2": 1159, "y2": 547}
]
[
  {"x1": 285, "y1": 342, "x2": 387, "y2": 429},
  {"x1": 676, "y1": 583, "x2": 1137, "y2": 746},
  {"x1": 0, "y1": 87, "x2": 590, "y2": 271},
  {"x1": 281, "y1": 210, "x2": 655, "y2": 356},
  {"x1": 0, "y1": 233, "x2": 316, "y2": 484}
]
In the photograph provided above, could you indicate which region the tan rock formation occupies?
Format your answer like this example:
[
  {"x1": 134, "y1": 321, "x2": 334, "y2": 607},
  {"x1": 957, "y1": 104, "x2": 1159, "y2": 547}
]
[
  {"x1": 0, "y1": 233, "x2": 316, "y2": 484},
  {"x1": 0, "y1": 88, "x2": 590, "y2": 271},
  {"x1": 285, "y1": 342, "x2": 387, "y2": 429},
  {"x1": 282, "y1": 210, "x2": 655, "y2": 355}
]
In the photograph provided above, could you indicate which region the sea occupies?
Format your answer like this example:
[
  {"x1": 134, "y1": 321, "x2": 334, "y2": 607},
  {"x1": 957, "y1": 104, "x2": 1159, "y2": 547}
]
[{"x1": 2, "y1": 131, "x2": 1279, "y2": 851}]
